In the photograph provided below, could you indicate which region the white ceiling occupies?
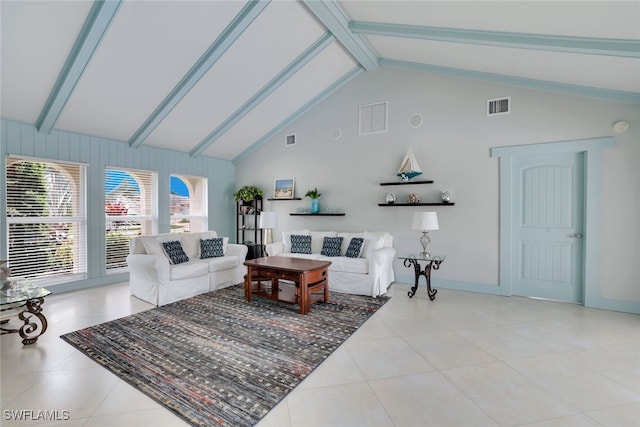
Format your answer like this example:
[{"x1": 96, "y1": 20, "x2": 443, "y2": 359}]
[{"x1": 2, "y1": 1, "x2": 638, "y2": 161}]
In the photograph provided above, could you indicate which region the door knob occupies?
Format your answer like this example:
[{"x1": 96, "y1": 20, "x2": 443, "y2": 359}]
[{"x1": 573, "y1": 233, "x2": 583, "y2": 239}]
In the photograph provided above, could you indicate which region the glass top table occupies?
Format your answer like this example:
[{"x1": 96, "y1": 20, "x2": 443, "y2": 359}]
[
  {"x1": 398, "y1": 255, "x2": 446, "y2": 300},
  {"x1": 1, "y1": 285, "x2": 51, "y2": 345}
]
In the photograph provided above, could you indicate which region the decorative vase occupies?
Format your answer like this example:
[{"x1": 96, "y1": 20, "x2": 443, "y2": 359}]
[{"x1": 310, "y1": 198, "x2": 320, "y2": 214}]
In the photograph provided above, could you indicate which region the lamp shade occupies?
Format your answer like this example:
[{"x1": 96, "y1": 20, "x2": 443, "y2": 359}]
[
  {"x1": 412, "y1": 211, "x2": 439, "y2": 231},
  {"x1": 259, "y1": 211, "x2": 278, "y2": 229}
]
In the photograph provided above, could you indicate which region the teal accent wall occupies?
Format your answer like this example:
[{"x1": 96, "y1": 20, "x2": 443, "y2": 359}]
[{"x1": 0, "y1": 119, "x2": 235, "y2": 293}]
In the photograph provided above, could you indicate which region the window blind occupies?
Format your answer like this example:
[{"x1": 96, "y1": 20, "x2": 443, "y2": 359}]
[
  {"x1": 170, "y1": 175, "x2": 207, "y2": 233},
  {"x1": 5, "y1": 156, "x2": 87, "y2": 283},
  {"x1": 105, "y1": 168, "x2": 157, "y2": 273}
]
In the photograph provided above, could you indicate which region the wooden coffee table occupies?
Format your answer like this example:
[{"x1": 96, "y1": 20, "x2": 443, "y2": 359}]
[{"x1": 244, "y1": 256, "x2": 331, "y2": 314}]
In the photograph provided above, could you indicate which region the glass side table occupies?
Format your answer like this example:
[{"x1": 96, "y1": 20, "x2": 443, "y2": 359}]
[
  {"x1": 0, "y1": 286, "x2": 51, "y2": 345},
  {"x1": 398, "y1": 255, "x2": 446, "y2": 300}
]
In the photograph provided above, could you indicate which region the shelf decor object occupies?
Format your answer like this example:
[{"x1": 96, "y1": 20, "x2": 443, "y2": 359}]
[
  {"x1": 233, "y1": 185, "x2": 264, "y2": 203},
  {"x1": 273, "y1": 178, "x2": 295, "y2": 199},
  {"x1": 305, "y1": 187, "x2": 322, "y2": 214},
  {"x1": 259, "y1": 211, "x2": 277, "y2": 244},
  {"x1": 412, "y1": 211, "x2": 439, "y2": 258},
  {"x1": 397, "y1": 146, "x2": 423, "y2": 181}
]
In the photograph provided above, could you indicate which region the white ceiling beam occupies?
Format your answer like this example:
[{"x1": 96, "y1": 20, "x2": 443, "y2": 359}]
[
  {"x1": 302, "y1": 0, "x2": 378, "y2": 70},
  {"x1": 380, "y1": 58, "x2": 640, "y2": 105},
  {"x1": 233, "y1": 65, "x2": 364, "y2": 164},
  {"x1": 190, "y1": 32, "x2": 335, "y2": 158},
  {"x1": 128, "y1": 0, "x2": 271, "y2": 149},
  {"x1": 350, "y1": 21, "x2": 640, "y2": 58},
  {"x1": 36, "y1": 0, "x2": 123, "y2": 134}
]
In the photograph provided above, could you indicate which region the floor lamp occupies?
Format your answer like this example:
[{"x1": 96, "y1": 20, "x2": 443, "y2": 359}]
[{"x1": 412, "y1": 212, "x2": 439, "y2": 258}]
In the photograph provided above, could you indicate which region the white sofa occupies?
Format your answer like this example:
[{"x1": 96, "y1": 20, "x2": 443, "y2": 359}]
[
  {"x1": 265, "y1": 230, "x2": 396, "y2": 297},
  {"x1": 127, "y1": 231, "x2": 247, "y2": 306}
]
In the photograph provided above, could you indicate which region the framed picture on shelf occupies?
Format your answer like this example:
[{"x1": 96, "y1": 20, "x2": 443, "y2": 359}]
[{"x1": 273, "y1": 178, "x2": 295, "y2": 199}]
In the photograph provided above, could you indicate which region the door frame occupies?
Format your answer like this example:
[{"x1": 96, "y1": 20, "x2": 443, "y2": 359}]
[{"x1": 491, "y1": 137, "x2": 614, "y2": 308}]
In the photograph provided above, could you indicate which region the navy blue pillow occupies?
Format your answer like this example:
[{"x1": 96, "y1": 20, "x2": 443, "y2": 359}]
[
  {"x1": 345, "y1": 237, "x2": 364, "y2": 258},
  {"x1": 162, "y1": 240, "x2": 189, "y2": 264},
  {"x1": 321, "y1": 236, "x2": 343, "y2": 257},
  {"x1": 200, "y1": 238, "x2": 224, "y2": 258},
  {"x1": 290, "y1": 234, "x2": 312, "y2": 254}
]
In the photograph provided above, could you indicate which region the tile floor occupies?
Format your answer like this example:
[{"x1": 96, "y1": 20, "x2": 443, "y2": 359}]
[{"x1": 1, "y1": 282, "x2": 639, "y2": 427}]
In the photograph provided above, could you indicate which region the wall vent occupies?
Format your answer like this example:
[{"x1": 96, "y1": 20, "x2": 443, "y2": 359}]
[
  {"x1": 487, "y1": 97, "x2": 511, "y2": 116},
  {"x1": 359, "y1": 101, "x2": 388, "y2": 135},
  {"x1": 285, "y1": 134, "x2": 296, "y2": 146}
]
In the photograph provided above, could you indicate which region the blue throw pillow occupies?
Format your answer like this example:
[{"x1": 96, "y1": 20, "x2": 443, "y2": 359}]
[
  {"x1": 290, "y1": 234, "x2": 312, "y2": 254},
  {"x1": 162, "y1": 240, "x2": 189, "y2": 264},
  {"x1": 321, "y1": 236, "x2": 343, "y2": 257},
  {"x1": 200, "y1": 238, "x2": 224, "y2": 258},
  {"x1": 345, "y1": 237, "x2": 364, "y2": 258}
]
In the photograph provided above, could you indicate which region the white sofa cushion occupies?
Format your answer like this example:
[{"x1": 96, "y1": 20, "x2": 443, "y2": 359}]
[
  {"x1": 337, "y1": 232, "x2": 364, "y2": 256},
  {"x1": 310, "y1": 231, "x2": 337, "y2": 253},
  {"x1": 282, "y1": 229, "x2": 310, "y2": 253},
  {"x1": 169, "y1": 260, "x2": 209, "y2": 280},
  {"x1": 141, "y1": 234, "x2": 181, "y2": 257},
  {"x1": 205, "y1": 256, "x2": 240, "y2": 272},
  {"x1": 278, "y1": 253, "x2": 322, "y2": 261},
  {"x1": 363, "y1": 231, "x2": 387, "y2": 258},
  {"x1": 324, "y1": 256, "x2": 369, "y2": 274}
]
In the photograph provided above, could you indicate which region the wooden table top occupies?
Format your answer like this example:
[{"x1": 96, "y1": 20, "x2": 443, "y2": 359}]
[{"x1": 244, "y1": 256, "x2": 331, "y2": 273}]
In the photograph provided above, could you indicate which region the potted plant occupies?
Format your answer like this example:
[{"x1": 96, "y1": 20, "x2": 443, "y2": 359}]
[
  {"x1": 305, "y1": 187, "x2": 322, "y2": 214},
  {"x1": 234, "y1": 185, "x2": 264, "y2": 204}
]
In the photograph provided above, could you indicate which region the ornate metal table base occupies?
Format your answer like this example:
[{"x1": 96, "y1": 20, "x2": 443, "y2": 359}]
[
  {"x1": 0, "y1": 297, "x2": 48, "y2": 345},
  {"x1": 403, "y1": 257, "x2": 445, "y2": 300}
]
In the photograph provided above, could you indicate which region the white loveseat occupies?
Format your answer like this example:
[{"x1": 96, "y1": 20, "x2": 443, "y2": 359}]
[
  {"x1": 265, "y1": 230, "x2": 396, "y2": 297},
  {"x1": 127, "y1": 231, "x2": 247, "y2": 306}
]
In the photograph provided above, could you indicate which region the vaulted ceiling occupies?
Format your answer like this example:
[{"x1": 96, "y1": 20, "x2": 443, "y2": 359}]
[{"x1": 2, "y1": 1, "x2": 638, "y2": 161}]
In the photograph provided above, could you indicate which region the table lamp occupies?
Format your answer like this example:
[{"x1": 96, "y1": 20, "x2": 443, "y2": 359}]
[
  {"x1": 412, "y1": 211, "x2": 439, "y2": 258},
  {"x1": 259, "y1": 211, "x2": 277, "y2": 245}
]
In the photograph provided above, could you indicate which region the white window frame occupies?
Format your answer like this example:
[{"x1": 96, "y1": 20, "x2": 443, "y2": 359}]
[
  {"x1": 105, "y1": 167, "x2": 157, "y2": 273},
  {"x1": 170, "y1": 174, "x2": 208, "y2": 234},
  {"x1": 5, "y1": 156, "x2": 87, "y2": 285}
]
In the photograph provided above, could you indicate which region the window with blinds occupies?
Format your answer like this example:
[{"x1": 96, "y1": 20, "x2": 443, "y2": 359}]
[
  {"x1": 170, "y1": 174, "x2": 207, "y2": 233},
  {"x1": 105, "y1": 168, "x2": 157, "y2": 273},
  {"x1": 5, "y1": 156, "x2": 87, "y2": 284}
]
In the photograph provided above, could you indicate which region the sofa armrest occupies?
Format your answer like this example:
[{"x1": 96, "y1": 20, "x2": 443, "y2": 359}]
[
  {"x1": 127, "y1": 253, "x2": 171, "y2": 283},
  {"x1": 266, "y1": 242, "x2": 284, "y2": 256},
  {"x1": 226, "y1": 243, "x2": 248, "y2": 262},
  {"x1": 367, "y1": 247, "x2": 397, "y2": 274}
]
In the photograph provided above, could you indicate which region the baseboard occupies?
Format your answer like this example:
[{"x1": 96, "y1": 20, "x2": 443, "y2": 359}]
[
  {"x1": 46, "y1": 273, "x2": 129, "y2": 294},
  {"x1": 393, "y1": 273, "x2": 640, "y2": 314},
  {"x1": 593, "y1": 297, "x2": 640, "y2": 315},
  {"x1": 393, "y1": 273, "x2": 504, "y2": 296}
]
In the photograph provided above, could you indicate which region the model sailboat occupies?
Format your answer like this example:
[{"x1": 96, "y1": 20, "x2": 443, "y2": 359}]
[{"x1": 396, "y1": 147, "x2": 423, "y2": 180}]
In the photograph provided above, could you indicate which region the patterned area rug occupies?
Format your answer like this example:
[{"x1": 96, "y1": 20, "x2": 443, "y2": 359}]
[{"x1": 61, "y1": 285, "x2": 389, "y2": 426}]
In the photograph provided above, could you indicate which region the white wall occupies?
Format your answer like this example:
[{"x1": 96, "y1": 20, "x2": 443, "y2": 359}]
[{"x1": 235, "y1": 67, "x2": 640, "y2": 310}]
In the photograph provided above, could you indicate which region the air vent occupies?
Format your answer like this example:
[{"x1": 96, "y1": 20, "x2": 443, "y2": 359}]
[
  {"x1": 359, "y1": 101, "x2": 388, "y2": 135},
  {"x1": 285, "y1": 134, "x2": 296, "y2": 147},
  {"x1": 487, "y1": 97, "x2": 511, "y2": 116}
]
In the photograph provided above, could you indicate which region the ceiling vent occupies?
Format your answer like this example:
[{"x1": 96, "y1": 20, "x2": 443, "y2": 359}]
[
  {"x1": 487, "y1": 97, "x2": 511, "y2": 117},
  {"x1": 359, "y1": 101, "x2": 388, "y2": 135},
  {"x1": 285, "y1": 134, "x2": 296, "y2": 147}
]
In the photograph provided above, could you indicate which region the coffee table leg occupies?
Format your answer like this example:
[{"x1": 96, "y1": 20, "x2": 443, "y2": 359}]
[
  {"x1": 299, "y1": 276, "x2": 308, "y2": 315},
  {"x1": 18, "y1": 297, "x2": 48, "y2": 345}
]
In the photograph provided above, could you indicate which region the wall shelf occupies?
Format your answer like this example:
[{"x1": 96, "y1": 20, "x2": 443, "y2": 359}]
[
  {"x1": 290, "y1": 213, "x2": 346, "y2": 216},
  {"x1": 380, "y1": 180, "x2": 434, "y2": 186},
  {"x1": 378, "y1": 203, "x2": 455, "y2": 207},
  {"x1": 267, "y1": 197, "x2": 302, "y2": 201}
]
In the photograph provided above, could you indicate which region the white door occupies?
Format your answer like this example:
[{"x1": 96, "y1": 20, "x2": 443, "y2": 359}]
[{"x1": 511, "y1": 153, "x2": 585, "y2": 303}]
